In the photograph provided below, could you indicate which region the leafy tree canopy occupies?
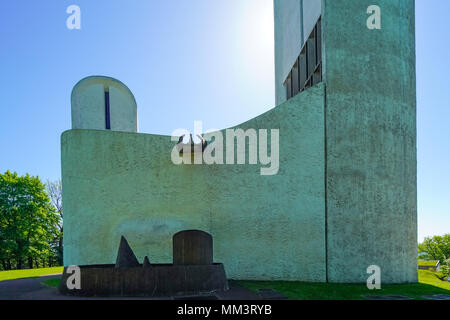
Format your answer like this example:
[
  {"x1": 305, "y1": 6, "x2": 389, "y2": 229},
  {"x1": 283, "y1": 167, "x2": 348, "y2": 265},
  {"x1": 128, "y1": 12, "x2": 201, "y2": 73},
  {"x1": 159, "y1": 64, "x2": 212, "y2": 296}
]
[
  {"x1": 0, "y1": 171, "x2": 60, "y2": 269},
  {"x1": 418, "y1": 234, "x2": 450, "y2": 262}
]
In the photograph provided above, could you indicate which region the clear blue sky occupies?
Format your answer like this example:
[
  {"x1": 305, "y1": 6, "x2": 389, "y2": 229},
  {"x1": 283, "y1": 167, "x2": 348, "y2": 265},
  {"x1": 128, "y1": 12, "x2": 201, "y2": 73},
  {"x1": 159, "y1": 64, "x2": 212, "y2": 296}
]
[{"x1": 0, "y1": 1, "x2": 448, "y2": 242}]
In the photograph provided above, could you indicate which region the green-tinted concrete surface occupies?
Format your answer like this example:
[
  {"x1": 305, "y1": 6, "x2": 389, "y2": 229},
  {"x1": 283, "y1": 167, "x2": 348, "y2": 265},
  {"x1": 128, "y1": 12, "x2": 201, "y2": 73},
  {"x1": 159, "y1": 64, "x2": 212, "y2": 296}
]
[
  {"x1": 62, "y1": 84, "x2": 326, "y2": 281},
  {"x1": 323, "y1": 0, "x2": 417, "y2": 283},
  {"x1": 62, "y1": 1, "x2": 417, "y2": 284}
]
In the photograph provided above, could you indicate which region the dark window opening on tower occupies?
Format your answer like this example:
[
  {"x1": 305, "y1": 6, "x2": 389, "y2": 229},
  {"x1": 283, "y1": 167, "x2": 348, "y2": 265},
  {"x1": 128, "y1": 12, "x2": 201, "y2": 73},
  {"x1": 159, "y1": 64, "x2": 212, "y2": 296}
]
[
  {"x1": 105, "y1": 90, "x2": 111, "y2": 130},
  {"x1": 284, "y1": 17, "x2": 322, "y2": 100}
]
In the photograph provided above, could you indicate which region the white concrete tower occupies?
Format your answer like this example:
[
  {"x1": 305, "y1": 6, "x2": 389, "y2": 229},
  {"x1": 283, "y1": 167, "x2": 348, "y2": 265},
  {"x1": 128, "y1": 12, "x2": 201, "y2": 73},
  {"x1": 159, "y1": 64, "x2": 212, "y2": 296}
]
[{"x1": 71, "y1": 76, "x2": 138, "y2": 132}]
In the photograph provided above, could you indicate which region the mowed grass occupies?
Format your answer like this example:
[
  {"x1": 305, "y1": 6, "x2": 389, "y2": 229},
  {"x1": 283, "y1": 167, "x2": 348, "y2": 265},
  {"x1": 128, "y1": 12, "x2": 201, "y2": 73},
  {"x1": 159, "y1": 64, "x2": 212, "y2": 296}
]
[
  {"x1": 418, "y1": 269, "x2": 450, "y2": 291},
  {"x1": 0, "y1": 267, "x2": 63, "y2": 282},
  {"x1": 41, "y1": 270, "x2": 450, "y2": 298},
  {"x1": 42, "y1": 277, "x2": 61, "y2": 288},
  {"x1": 2, "y1": 267, "x2": 449, "y2": 300},
  {"x1": 418, "y1": 260, "x2": 439, "y2": 267},
  {"x1": 237, "y1": 270, "x2": 450, "y2": 300}
]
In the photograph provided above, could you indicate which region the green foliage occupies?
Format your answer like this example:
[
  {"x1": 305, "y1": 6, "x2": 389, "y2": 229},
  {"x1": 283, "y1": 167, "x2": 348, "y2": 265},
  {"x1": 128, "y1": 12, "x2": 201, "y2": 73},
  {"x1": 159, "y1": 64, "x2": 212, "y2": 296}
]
[
  {"x1": 440, "y1": 258, "x2": 450, "y2": 280},
  {"x1": 418, "y1": 260, "x2": 439, "y2": 267},
  {"x1": 418, "y1": 234, "x2": 450, "y2": 262},
  {"x1": 46, "y1": 179, "x2": 63, "y2": 266},
  {"x1": 0, "y1": 171, "x2": 61, "y2": 270}
]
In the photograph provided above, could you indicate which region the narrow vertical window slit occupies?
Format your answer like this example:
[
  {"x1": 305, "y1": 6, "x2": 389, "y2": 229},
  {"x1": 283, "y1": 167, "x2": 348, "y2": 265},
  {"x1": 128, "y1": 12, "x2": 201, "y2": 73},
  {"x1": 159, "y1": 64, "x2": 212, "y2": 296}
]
[{"x1": 105, "y1": 89, "x2": 111, "y2": 130}]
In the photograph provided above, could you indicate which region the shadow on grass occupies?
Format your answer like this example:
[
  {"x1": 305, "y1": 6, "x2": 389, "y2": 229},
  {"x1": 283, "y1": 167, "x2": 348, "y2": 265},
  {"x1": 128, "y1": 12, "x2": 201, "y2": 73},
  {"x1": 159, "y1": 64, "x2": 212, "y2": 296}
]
[
  {"x1": 40, "y1": 270, "x2": 450, "y2": 300},
  {"x1": 42, "y1": 277, "x2": 61, "y2": 288},
  {"x1": 236, "y1": 280, "x2": 450, "y2": 300}
]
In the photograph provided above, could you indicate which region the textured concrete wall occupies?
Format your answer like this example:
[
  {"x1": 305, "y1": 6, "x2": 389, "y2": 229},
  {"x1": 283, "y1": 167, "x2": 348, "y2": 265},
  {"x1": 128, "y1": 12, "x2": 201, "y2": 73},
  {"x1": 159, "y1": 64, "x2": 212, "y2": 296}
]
[
  {"x1": 274, "y1": 0, "x2": 322, "y2": 106},
  {"x1": 63, "y1": 1, "x2": 417, "y2": 283},
  {"x1": 71, "y1": 76, "x2": 137, "y2": 132},
  {"x1": 62, "y1": 84, "x2": 327, "y2": 281},
  {"x1": 274, "y1": 0, "x2": 302, "y2": 106},
  {"x1": 302, "y1": 0, "x2": 321, "y2": 42},
  {"x1": 323, "y1": 0, "x2": 417, "y2": 283}
]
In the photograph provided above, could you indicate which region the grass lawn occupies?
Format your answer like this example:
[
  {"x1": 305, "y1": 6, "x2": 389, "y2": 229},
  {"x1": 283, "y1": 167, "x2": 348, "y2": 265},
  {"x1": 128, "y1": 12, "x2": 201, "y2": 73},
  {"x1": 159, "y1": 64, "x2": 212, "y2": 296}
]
[
  {"x1": 237, "y1": 270, "x2": 450, "y2": 300},
  {"x1": 42, "y1": 277, "x2": 62, "y2": 288},
  {"x1": 0, "y1": 267, "x2": 63, "y2": 282},
  {"x1": 2, "y1": 267, "x2": 449, "y2": 300},
  {"x1": 418, "y1": 260, "x2": 439, "y2": 267}
]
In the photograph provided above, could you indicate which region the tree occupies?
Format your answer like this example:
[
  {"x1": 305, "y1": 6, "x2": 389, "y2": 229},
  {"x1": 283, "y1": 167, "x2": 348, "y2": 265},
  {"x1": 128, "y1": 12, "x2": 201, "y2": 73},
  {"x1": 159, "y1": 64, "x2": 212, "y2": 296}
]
[
  {"x1": 440, "y1": 258, "x2": 450, "y2": 280},
  {"x1": 418, "y1": 234, "x2": 450, "y2": 262},
  {"x1": 0, "y1": 171, "x2": 60, "y2": 270},
  {"x1": 46, "y1": 179, "x2": 63, "y2": 265}
]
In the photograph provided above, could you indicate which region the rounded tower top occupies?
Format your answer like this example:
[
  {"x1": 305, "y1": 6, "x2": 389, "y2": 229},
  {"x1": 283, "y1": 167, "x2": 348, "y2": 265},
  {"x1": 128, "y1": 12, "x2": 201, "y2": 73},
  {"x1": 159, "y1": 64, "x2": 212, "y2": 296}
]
[{"x1": 71, "y1": 76, "x2": 138, "y2": 132}]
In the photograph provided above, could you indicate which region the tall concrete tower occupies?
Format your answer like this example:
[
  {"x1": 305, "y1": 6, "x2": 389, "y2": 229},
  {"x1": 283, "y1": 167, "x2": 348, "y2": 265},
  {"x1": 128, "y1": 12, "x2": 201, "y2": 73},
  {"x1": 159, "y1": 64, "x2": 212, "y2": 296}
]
[{"x1": 274, "y1": 0, "x2": 417, "y2": 283}]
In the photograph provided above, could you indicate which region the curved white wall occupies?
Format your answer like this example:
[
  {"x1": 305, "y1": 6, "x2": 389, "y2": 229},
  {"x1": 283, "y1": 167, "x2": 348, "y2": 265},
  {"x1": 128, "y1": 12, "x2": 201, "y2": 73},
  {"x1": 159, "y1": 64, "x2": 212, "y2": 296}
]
[{"x1": 71, "y1": 76, "x2": 138, "y2": 133}]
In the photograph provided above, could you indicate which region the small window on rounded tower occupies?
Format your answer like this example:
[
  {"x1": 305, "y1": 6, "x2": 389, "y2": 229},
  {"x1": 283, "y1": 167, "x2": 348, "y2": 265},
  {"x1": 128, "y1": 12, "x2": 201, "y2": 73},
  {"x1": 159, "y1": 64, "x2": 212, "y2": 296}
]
[{"x1": 104, "y1": 86, "x2": 111, "y2": 130}]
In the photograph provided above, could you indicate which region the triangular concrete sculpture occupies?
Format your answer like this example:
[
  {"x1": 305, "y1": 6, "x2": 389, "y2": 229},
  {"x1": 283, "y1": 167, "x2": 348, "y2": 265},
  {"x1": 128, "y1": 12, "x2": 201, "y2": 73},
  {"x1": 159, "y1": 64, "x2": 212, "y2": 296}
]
[
  {"x1": 142, "y1": 256, "x2": 151, "y2": 268},
  {"x1": 115, "y1": 236, "x2": 140, "y2": 268}
]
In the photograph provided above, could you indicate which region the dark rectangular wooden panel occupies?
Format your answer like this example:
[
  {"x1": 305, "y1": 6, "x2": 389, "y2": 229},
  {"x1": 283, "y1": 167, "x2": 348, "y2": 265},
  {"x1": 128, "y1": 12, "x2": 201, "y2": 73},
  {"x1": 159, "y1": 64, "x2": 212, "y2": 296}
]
[
  {"x1": 316, "y1": 19, "x2": 322, "y2": 66},
  {"x1": 305, "y1": 77, "x2": 312, "y2": 89},
  {"x1": 282, "y1": 16, "x2": 322, "y2": 98},
  {"x1": 292, "y1": 62, "x2": 299, "y2": 97},
  {"x1": 312, "y1": 65, "x2": 322, "y2": 86},
  {"x1": 286, "y1": 75, "x2": 292, "y2": 100},
  {"x1": 307, "y1": 37, "x2": 316, "y2": 78},
  {"x1": 299, "y1": 53, "x2": 307, "y2": 91}
]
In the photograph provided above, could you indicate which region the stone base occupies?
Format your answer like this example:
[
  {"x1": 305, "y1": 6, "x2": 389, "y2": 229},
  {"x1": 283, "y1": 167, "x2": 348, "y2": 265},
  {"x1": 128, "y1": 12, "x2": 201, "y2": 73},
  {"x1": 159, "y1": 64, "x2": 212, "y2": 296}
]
[{"x1": 59, "y1": 264, "x2": 229, "y2": 297}]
